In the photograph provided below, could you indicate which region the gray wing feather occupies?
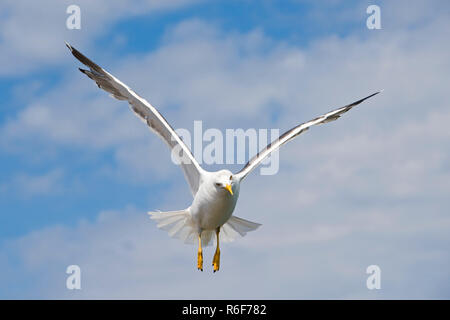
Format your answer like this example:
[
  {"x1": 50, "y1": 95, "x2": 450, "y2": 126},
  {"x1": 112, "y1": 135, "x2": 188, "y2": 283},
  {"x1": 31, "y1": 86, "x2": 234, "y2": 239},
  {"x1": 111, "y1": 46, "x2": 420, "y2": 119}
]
[
  {"x1": 66, "y1": 42, "x2": 205, "y2": 196},
  {"x1": 235, "y1": 91, "x2": 382, "y2": 181}
]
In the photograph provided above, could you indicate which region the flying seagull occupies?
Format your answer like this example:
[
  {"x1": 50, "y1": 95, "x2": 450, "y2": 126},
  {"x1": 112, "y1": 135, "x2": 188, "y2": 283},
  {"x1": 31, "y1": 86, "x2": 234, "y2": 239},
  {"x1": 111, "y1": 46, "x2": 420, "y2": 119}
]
[{"x1": 66, "y1": 42, "x2": 381, "y2": 272}]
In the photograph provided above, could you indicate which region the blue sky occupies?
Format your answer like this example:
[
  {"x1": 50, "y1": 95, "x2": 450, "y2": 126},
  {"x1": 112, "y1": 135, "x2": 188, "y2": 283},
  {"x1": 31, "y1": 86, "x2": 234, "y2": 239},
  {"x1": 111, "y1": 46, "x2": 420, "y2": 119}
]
[{"x1": 1, "y1": 0, "x2": 449, "y2": 299}]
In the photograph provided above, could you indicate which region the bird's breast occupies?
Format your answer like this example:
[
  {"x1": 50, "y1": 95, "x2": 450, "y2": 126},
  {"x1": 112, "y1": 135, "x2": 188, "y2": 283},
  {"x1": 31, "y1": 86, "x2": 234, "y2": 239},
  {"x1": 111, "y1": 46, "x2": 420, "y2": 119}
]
[{"x1": 191, "y1": 185, "x2": 239, "y2": 230}]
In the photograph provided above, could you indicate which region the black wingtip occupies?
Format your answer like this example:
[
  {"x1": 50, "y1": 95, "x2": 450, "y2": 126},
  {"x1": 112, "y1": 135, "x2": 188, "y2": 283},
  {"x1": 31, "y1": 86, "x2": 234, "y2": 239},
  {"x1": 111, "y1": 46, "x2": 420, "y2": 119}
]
[
  {"x1": 65, "y1": 41, "x2": 72, "y2": 51},
  {"x1": 364, "y1": 90, "x2": 382, "y2": 100},
  {"x1": 351, "y1": 90, "x2": 383, "y2": 107},
  {"x1": 65, "y1": 43, "x2": 104, "y2": 74}
]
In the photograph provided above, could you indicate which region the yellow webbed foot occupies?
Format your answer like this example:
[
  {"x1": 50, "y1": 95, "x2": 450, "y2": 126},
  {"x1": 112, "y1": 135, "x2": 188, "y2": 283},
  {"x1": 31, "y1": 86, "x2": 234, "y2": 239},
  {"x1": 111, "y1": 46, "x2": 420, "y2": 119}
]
[
  {"x1": 212, "y1": 249, "x2": 220, "y2": 272},
  {"x1": 197, "y1": 250, "x2": 203, "y2": 271},
  {"x1": 197, "y1": 234, "x2": 203, "y2": 271}
]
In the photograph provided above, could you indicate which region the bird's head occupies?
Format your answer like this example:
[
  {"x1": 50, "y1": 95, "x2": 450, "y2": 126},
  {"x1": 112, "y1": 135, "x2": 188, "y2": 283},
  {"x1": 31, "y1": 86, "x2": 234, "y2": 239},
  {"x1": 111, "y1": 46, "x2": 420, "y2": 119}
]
[{"x1": 213, "y1": 170, "x2": 235, "y2": 196}]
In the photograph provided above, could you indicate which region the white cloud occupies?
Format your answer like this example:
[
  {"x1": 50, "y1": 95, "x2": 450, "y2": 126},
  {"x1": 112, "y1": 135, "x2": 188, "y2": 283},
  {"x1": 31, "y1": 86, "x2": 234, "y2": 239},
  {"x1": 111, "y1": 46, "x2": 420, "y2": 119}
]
[
  {"x1": 0, "y1": 0, "x2": 200, "y2": 76},
  {"x1": 2, "y1": 199, "x2": 449, "y2": 299},
  {"x1": 1, "y1": 168, "x2": 65, "y2": 197}
]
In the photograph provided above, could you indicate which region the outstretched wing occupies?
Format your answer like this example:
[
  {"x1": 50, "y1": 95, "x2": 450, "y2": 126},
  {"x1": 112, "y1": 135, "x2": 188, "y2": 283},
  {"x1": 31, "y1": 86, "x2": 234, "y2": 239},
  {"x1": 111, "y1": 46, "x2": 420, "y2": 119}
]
[
  {"x1": 235, "y1": 91, "x2": 382, "y2": 181},
  {"x1": 66, "y1": 42, "x2": 205, "y2": 196}
]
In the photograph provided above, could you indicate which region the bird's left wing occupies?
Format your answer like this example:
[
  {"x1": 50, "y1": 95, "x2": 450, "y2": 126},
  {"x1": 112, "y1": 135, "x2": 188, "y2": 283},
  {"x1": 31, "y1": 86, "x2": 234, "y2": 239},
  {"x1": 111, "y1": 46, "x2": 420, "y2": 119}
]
[
  {"x1": 234, "y1": 91, "x2": 382, "y2": 182},
  {"x1": 66, "y1": 42, "x2": 205, "y2": 196}
]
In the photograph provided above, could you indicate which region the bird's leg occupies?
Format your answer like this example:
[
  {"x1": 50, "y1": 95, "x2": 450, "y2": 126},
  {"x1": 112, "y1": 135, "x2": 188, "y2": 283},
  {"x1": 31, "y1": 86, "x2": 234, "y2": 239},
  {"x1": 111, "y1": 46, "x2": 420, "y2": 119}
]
[
  {"x1": 197, "y1": 233, "x2": 203, "y2": 271},
  {"x1": 212, "y1": 227, "x2": 220, "y2": 272}
]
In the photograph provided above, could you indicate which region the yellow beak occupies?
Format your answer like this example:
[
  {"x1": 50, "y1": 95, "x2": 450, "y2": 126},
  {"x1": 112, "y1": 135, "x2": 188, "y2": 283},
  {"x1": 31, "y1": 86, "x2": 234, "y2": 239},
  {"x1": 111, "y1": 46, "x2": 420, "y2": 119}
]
[{"x1": 225, "y1": 184, "x2": 233, "y2": 195}]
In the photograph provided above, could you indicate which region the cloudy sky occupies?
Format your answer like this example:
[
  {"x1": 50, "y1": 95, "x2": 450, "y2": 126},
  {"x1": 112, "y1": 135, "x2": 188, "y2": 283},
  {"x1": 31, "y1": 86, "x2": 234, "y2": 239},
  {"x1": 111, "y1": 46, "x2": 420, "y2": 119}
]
[{"x1": 0, "y1": 0, "x2": 449, "y2": 299}]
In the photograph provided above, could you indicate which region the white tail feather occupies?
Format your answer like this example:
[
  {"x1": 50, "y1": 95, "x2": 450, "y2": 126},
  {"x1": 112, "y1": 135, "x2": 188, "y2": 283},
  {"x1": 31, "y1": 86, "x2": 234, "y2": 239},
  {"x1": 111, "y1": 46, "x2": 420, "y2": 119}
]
[
  {"x1": 221, "y1": 216, "x2": 261, "y2": 242},
  {"x1": 148, "y1": 210, "x2": 261, "y2": 246},
  {"x1": 148, "y1": 209, "x2": 198, "y2": 244}
]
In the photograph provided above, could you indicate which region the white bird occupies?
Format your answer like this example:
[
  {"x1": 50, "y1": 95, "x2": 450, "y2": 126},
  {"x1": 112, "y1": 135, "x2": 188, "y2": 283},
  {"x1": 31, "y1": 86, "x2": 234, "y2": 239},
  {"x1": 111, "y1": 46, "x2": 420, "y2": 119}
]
[{"x1": 66, "y1": 42, "x2": 381, "y2": 272}]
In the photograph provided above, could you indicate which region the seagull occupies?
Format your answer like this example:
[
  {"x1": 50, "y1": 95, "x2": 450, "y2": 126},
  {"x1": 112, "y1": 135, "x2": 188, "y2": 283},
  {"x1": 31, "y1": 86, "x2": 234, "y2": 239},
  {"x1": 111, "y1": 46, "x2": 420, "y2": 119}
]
[{"x1": 66, "y1": 42, "x2": 381, "y2": 272}]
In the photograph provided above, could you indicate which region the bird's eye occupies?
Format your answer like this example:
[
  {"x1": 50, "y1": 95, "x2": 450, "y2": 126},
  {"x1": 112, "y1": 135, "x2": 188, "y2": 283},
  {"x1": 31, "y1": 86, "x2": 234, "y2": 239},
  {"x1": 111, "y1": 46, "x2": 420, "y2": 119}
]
[
  {"x1": 229, "y1": 175, "x2": 232, "y2": 180},
  {"x1": 215, "y1": 183, "x2": 221, "y2": 187}
]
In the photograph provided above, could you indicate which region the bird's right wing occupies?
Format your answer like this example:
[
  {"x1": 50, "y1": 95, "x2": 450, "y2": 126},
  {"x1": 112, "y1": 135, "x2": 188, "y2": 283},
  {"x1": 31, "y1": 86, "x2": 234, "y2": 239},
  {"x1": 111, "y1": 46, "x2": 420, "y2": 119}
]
[
  {"x1": 235, "y1": 91, "x2": 382, "y2": 181},
  {"x1": 66, "y1": 42, "x2": 205, "y2": 196}
]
